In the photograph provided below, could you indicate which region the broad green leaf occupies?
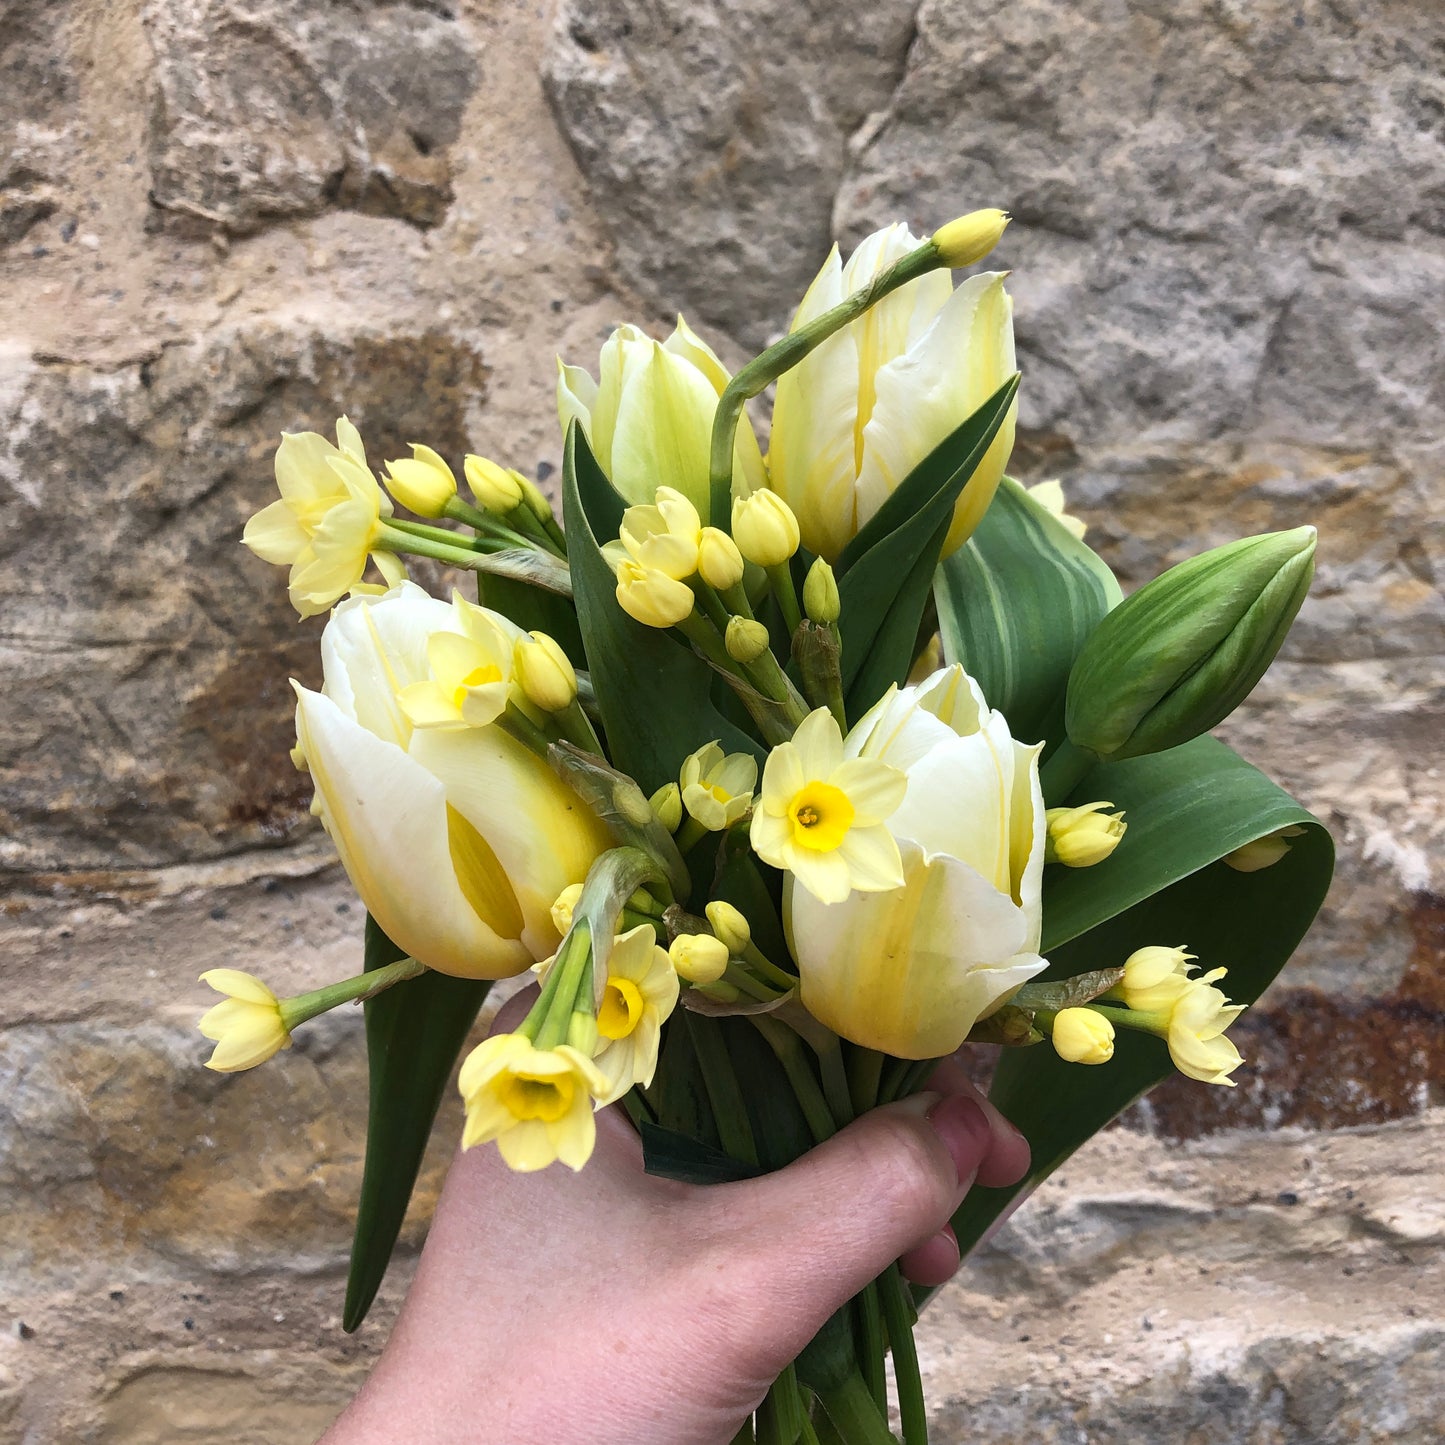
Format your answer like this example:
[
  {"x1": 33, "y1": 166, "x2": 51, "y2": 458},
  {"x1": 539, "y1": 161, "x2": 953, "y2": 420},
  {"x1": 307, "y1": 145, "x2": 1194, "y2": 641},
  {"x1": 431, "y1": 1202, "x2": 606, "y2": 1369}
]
[
  {"x1": 936, "y1": 476, "x2": 1122, "y2": 754},
  {"x1": 344, "y1": 915, "x2": 490, "y2": 1331},
  {"x1": 835, "y1": 376, "x2": 1019, "y2": 707},
  {"x1": 563, "y1": 423, "x2": 760, "y2": 793},
  {"x1": 945, "y1": 737, "x2": 1334, "y2": 1264}
]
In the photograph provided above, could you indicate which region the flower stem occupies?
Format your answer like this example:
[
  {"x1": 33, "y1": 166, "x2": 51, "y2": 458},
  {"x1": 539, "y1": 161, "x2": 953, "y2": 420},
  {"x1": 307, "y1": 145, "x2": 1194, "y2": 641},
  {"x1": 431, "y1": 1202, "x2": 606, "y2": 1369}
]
[
  {"x1": 1039, "y1": 738, "x2": 1097, "y2": 807},
  {"x1": 847, "y1": 1046, "x2": 886, "y2": 1117},
  {"x1": 817, "y1": 1371, "x2": 899, "y2": 1445},
  {"x1": 880, "y1": 1264, "x2": 927, "y2": 1445},
  {"x1": 685, "y1": 1013, "x2": 759, "y2": 1167},
  {"x1": 751, "y1": 1017, "x2": 835, "y2": 1145},
  {"x1": 279, "y1": 955, "x2": 425, "y2": 1030},
  {"x1": 768, "y1": 563, "x2": 803, "y2": 637}
]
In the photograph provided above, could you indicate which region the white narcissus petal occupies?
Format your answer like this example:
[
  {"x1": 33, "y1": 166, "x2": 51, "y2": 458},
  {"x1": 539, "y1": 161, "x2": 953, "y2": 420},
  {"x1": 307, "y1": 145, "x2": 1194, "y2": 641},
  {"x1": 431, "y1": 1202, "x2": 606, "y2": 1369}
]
[
  {"x1": 408, "y1": 727, "x2": 611, "y2": 961},
  {"x1": 790, "y1": 848, "x2": 853, "y2": 906},
  {"x1": 294, "y1": 685, "x2": 531, "y2": 979},
  {"x1": 790, "y1": 707, "x2": 843, "y2": 779},
  {"x1": 243, "y1": 499, "x2": 311, "y2": 564},
  {"x1": 834, "y1": 824, "x2": 905, "y2": 891}
]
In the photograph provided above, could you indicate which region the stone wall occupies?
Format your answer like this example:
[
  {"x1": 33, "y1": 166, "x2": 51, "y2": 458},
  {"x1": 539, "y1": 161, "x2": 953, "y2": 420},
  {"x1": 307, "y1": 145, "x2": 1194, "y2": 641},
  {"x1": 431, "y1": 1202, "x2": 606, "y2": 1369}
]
[{"x1": 1, "y1": 1, "x2": 1440, "y2": 1439}]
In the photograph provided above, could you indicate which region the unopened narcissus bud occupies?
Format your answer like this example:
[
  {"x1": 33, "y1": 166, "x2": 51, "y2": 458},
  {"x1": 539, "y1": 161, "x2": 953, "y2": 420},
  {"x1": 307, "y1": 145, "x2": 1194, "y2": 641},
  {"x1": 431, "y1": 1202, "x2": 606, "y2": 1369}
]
[
  {"x1": 292, "y1": 583, "x2": 609, "y2": 978},
  {"x1": 513, "y1": 631, "x2": 577, "y2": 713},
  {"x1": 464, "y1": 454, "x2": 525, "y2": 514},
  {"x1": 1050, "y1": 1007, "x2": 1115, "y2": 1065},
  {"x1": 931, "y1": 208, "x2": 1010, "y2": 268},
  {"x1": 704, "y1": 901, "x2": 751, "y2": 955},
  {"x1": 615, "y1": 560, "x2": 695, "y2": 628},
  {"x1": 803, "y1": 557, "x2": 840, "y2": 625},
  {"x1": 731, "y1": 488, "x2": 801, "y2": 567},
  {"x1": 1045, "y1": 801, "x2": 1126, "y2": 867},
  {"x1": 385, "y1": 445, "x2": 458, "y2": 518},
  {"x1": 1224, "y1": 825, "x2": 1306, "y2": 872},
  {"x1": 697, "y1": 527, "x2": 745, "y2": 591},
  {"x1": 197, "y1": 969, "x2": 291, "y2": 1071},
  {"x1": 669, "y1": 932, "x2": 730, "y2": 985},
  {"x1": 649, "y1": 782, "x2": 683, "y2": 832},
  {"x1": 1117, "y1": 945, "x2": 1196, "y2": 1012},
  {"x1": 1065, "y1": 527, "x2": 1317, "y2": 762},
  {"x1": 550, "y1": 883, "x2": 584, "y2": 936},
  {"x1": 726, "y1": 616, "x2": 771, "y2": 663}
]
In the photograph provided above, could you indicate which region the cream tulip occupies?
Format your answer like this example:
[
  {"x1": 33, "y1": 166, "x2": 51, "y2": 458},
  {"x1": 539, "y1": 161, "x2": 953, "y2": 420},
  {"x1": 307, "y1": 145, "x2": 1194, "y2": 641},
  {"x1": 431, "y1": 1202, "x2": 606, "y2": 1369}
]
[
  {"x1": 557, "y1": 316, "x2": 766, "y2": 512},
  {"x1": 292, "y1": 583, "x2": 610, "y2": 978},
  {"x1": 768, "y1": 224, "x2": 1017, "y2": 562},
  {"x1": 785, "y1": 664, "x2": 1048, "y2": 1058}
]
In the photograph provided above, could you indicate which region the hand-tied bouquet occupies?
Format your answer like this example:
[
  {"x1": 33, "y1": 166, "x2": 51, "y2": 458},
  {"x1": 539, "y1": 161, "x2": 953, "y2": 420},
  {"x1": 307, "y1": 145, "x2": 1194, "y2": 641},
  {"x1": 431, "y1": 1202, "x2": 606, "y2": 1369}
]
[{"x1": 205, "y1": 209, "x2": 1334, "y2": 1443}]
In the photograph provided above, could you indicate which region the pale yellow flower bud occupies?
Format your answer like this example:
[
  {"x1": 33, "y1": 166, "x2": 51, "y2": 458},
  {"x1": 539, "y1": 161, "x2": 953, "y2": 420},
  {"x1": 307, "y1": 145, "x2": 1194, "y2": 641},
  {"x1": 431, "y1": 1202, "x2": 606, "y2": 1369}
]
[
  {"x1": 513, "y1": 630, "x2": 577, "y2": 713},
  {"x1": 704, "y1": 901, "x2": 751, "y2": 955},
  {"x1": 649, "y1": 782, "x2": 684, "y2": 833},
  {"x1": 931, "y1": 208, "x2": 1010, "y2": 268},
  {"x1": 697, "y1": 526, "x2": 745, "y2": 591},
  {"x1": 802, "y1": 557, "x2": 840, "y2": 625},
  {"x1": 907, "y1": 633, "x2": 944, "y2": 685},
  {"x1": 1224, "y1": 825, "x2": 1306, "y2": 873},
  {"x1": 725, "y1": 616, "x2": 771, "y2": 663},
  {"x1": 1118, "y1": 945, "x2": 1196, "y2": 1013},
  {"x1": 1050, "y1": 1007, "x2": 1115, "y2": 1065},
  {"x1": 1045, "y1": 801, "x2": 1126, "y2": 867},
  {"x1": 197, "y1": 969, "x2": 292, "y2": 1072},
  {"x1": 731, "y1": 488, "x2": 801, "y2": 567},
  {"x1": 615, "y1": 560, "x2": 695, "y2": 628},
  {"x1": 464, "y1": 454, "x2": 525, "y2": 513},
  {"x1": 384, "y1": 445, "x2": 458, "y2": 518},
  {"x1": 669, "y1": 932, "x2": 730, "y2": 985},
  {"x1": 516, "y1": 472, "x2": 555, "y2": 523},
  {"x1": 550, "y1": 883, "x2": 584, "y2": 936},
  {"x1": 680, "y1": 741, "x2": 758, "y2": 831}
]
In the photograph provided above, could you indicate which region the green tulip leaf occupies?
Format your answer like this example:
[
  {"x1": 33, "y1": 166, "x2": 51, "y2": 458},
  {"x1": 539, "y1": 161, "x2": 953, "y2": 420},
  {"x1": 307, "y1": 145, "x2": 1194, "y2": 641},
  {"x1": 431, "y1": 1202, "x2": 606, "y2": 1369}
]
[
  {"x1": 343, "y1": 915, "x2": 491, "y2": 1332},
  {"x1": 936, "y1": 477, "x2": 1122, "y2": 755},
  {"x1": 944, "y1": 736, "x2": 1334, "y2": 1265},
  {"x1": 563, "y1": 423, "x2": 760, "y2": 793},
  {"x1": 834, "y1": 375, "x2": 1020, "y2": 711}
]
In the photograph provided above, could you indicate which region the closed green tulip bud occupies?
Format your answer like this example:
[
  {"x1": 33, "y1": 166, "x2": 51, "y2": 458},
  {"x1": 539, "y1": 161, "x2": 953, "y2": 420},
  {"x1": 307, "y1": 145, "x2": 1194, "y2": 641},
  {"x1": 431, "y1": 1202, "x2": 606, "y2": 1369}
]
[
  {"x1": 1065, "y1": 527, "x2": 1316, "y2": 762},
  {"x1": 802, "y1": 557, "x2": 840, "y2": 625}
]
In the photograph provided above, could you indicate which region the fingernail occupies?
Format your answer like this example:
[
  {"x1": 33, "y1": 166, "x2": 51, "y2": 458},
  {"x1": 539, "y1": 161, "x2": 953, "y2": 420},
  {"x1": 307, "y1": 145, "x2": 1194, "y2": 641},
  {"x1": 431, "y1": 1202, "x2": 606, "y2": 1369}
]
[{"x1": 926, "y1": 1094, "x2": 992, "y2": 1186}]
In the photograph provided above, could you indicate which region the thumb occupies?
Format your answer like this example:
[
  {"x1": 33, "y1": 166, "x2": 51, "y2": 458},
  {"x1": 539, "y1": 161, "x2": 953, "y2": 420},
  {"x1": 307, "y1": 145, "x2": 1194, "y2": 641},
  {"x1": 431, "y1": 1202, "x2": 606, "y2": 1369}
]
[{"x1": 703, "y1": 1091, "x2": 995, "y2": 1356}]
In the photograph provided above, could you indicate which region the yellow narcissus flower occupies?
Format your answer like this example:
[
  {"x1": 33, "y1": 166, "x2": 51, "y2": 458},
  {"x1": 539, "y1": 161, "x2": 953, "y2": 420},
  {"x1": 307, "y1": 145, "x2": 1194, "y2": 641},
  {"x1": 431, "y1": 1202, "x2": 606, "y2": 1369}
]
[
  {"x1": 680, "y1": 741, "x2": 758, "y2": 832},
  {"x1": 751, "y1": 708, "x2": 906, "y2": 905},
  {"x1": 557, "y1": 317, "x2": 765, "y2": 513},
  {"x1": 618, "y1": 487, "x2": 703, "y2": 580},
  {"x1": 1045, "y1": 801, "x2": 1127, "y2": 867},
  {"x1": 614, "y1": 560, "x2": 696, "y2": 628},
  {"x1": 396, "y1": 595, "x2": 522, "y2": 730},
  {"x1": 292, "y1": 583, "x2": 609, "y2": 978},
  {"x1": 1117, "y1": 945, "x2": 1196, "y2": 1012},
  {"x1": 1051, "y1": 1007, "x2": 1115, "y2": 1065},
  {"x1": 1165, "y1": 970, "x2": 1246, "y2": 1086},
  {"x1": 768, "y1": 225, "x2": 1016, "y2": 562},
  {"x1": 243, "y1": 417, "x2": 404, "y2": 617},
  {"x1": 591, "y1": 924, "x2": 680, "y2": 1105},
  {"x1": 785, "y1": 665, "x2": 1049, "y2": 1058},
  {"x1": 384, "y1": 444, "x2": 457, "y2": 518},
  {"x1": 459, "y1": 1033, "x2": 609, "y2": 1171},
  {"x1": 197, "y1": 969, "x2": 291, "y2": 1071}
]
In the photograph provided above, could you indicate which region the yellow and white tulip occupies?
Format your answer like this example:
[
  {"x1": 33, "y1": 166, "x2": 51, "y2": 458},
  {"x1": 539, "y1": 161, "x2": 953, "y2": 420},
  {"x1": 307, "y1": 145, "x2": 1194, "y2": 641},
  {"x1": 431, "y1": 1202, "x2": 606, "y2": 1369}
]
[
  {"x1": 557, "y1": 317, "x2": 766, "y2": 513},
  {"x1": 291, "y1": 583, "x2": 609, "y2": 978},
  {"x1": 785, "y1": 665, "x2": 1048, "y2": 1058},
  {"x1": 768, "y1": 225, "x2": 1016, "y2": 562}
]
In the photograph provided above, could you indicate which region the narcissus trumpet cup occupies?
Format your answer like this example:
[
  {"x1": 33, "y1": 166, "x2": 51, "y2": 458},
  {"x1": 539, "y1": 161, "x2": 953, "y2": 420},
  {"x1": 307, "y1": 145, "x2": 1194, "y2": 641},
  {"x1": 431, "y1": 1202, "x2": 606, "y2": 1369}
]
[
  {"x1": 291, "y1": 583, "x2": 609, "y2": 978},
  {"x1": 785, "y1": 666, "x2": 1049, "y2": 1058}
]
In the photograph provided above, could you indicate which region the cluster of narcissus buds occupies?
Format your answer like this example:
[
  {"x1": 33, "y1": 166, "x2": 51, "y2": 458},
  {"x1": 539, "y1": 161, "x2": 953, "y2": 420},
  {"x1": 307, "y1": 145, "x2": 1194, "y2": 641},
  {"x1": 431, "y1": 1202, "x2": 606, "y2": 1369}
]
[{"x1": 1043, "y1": 945, "x2": 1246, "y2": 1086}]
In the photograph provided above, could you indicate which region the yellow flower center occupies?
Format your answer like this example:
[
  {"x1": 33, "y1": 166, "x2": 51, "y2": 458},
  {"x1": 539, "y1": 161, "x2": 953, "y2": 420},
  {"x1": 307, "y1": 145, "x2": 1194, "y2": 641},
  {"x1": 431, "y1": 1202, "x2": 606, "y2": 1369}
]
[
  {"x1": 598, "y1": 977, "x2": 645, "y2": 1040},
  {"x1": 450, "y1": 663, "x2": 503, "y2": 711},
  {"x1": 706, "y1": 781, "x2": 734, "y2": 803},
  {"x1": 498, "y1": 1070, "x2": 574, "y2": 1123},
  {"x1": 787, "y1": 782, "x2": 855, "y2": 852}
]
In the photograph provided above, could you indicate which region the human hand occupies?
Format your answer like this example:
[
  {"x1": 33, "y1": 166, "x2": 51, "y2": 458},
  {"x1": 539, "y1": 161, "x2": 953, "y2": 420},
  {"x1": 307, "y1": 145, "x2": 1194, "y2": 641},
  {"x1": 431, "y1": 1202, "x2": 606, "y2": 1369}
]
[{"x1": 324, "y1": 1001, "x2": 1029, "y2": 1445}]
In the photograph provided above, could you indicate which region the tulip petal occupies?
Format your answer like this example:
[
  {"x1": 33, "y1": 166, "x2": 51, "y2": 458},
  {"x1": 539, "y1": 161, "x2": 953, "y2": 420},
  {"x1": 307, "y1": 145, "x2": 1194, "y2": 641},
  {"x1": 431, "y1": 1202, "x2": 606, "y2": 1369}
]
[
  {"x1": 294, "y1": 686, "x2": 531, "y2": 979},
  {"x1": 609, "y1": 340, "x2": 720, "y2": 512}
]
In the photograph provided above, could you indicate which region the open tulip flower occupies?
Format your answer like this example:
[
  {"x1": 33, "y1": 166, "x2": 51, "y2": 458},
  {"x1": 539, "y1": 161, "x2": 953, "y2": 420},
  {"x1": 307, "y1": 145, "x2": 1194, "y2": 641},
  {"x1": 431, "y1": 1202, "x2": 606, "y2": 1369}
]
[{"x1": 222, "y1": 205, "x2": 1332, "y2": 1444}]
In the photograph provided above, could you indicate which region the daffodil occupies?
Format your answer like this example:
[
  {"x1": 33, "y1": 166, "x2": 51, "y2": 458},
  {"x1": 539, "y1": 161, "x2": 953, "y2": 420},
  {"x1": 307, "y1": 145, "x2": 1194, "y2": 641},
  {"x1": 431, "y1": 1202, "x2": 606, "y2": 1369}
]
[
  {"x1": 396, "y1": 596, "x2": 522, "y2": 730},
  {"x1": 618, "y1": 487, "x2": 703, "y2": 580},
  {"x1": 785, "y1": 666, "x2": 1048, "y2": 1057},
  {"x1": 242, "y1": 418, "x2": 403, "y2": 618},
  {"x1": 197, "y1": 969, "x2": 291, "y2": 1071},
  {"x1": 292, "y1": 583, "x2": 609, "y2": 977},
  {"x1": 680, "y1": 741, "x2": 758, "y2": 832},
  {"x1": 557, "y1": 317, "x2": 765, "y2": 513},
  {"x1": 591, "y1": 924, "x2": 680, "y2": 1104},
  {"x1": 751, "y1": 708, "x2": 906, "y2": 905},
  {"x1": 768, "y1": 225, "x2": 1016, "y2": 562},
  {"x1": 1165, "y1": 970, "x2": 1246, "y2": 1086},
  {"x1": 458, "y1": 1033, "x2": 609, "y2": 1171}
]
